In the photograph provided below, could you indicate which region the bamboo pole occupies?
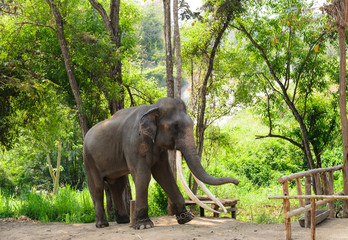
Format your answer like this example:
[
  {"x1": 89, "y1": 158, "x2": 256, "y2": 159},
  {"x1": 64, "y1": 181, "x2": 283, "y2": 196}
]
[
  {"x1": 321, "y1": 172, "x2": 329, "y2": 195},
  {"x1": 278, "y1": 165, "x2": 343, "y2": 183},
  {"x1": 282, "y1": 181, "x2": 291, "y2": 240},
  {"x1": 296, "y1": 178, "x2": 305, "y2": 207},
  {"x1": 305, "y1": 176, "x2": 311, "y2": 228},
  {"x1": 314, "y1": 173, "x2": 322, "y2": 195},
  {"x1": 328, "y1": 171, "x2": 335, "y2": 218},
  {"x1": 269, "y1": 193, "x2": 347, "y2": 200},
  {"x1": 311, "y1": 199, "x2": 316, "y2": 240}
]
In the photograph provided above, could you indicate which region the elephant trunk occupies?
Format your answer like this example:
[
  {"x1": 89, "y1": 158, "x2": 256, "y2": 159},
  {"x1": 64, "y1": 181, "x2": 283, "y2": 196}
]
[{"x1": 176, "y1": 135, "x2": 240, "y2": 186}]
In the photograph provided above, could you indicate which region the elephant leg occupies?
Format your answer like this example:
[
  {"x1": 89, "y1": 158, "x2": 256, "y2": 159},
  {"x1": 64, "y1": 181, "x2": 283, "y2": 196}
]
[
  {"x1": 151, "y1": 154, "x2": 194, "y2": 224},
  {"x1": 131, "y1": 168, "x2": 154, "y2": 230},
  {"x1": 107, "y1": 175, "x2": 130, "y2": 224},
  {"x1": 85, "y1": 170, "x2": 109, "y2": 228}
]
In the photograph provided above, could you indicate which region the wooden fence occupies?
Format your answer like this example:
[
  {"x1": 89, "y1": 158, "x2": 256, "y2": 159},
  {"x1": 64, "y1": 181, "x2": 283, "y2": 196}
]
[{"x1": 269, "y1": 165, "x2": 348, "y2": 240}]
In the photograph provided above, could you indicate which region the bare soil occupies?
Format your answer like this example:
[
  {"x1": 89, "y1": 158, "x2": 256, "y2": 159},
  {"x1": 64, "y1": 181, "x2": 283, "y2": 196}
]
[{"x1": 1, "y1": 216, "x2": 348, "y2": 240}]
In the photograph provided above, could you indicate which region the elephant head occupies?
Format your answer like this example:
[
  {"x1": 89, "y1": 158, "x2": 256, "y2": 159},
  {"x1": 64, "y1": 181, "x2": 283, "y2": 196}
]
[{"x1": 139, "y1": 97, "x2": 240, "y2": 187}]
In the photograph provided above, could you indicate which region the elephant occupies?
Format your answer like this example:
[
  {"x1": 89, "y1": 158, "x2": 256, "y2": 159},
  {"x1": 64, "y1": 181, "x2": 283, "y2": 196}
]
[{"x1": 83, "y1": 97, "x2": 240, "y2": 230}]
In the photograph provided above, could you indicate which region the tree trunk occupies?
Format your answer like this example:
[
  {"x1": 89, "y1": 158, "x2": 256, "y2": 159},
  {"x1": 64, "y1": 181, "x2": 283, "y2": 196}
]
[
  {"x1": 46, "y1": 0, "x2": 89, "y2": 138},
  {"x1": 163, "y1": 0, "x2": 174, "y2": 98},
  {"x1": 163, "y1": 0, "x2": 176, "y2": 215},
  {"x1": 338, "y1": 5, "x2": 348, "y2": 217},
  {"x1": 173, "y1": 0, "x2": 182, "y2": 99}
]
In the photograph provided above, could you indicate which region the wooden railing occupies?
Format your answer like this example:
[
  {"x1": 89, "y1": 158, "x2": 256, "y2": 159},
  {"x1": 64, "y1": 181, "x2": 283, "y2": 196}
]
[{"x1": 269, "y1": 165, "x2": 348, "y2": 240}]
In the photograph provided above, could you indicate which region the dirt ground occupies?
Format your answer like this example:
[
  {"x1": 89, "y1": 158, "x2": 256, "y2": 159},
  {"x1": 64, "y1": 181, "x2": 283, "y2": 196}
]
[{"x1": 1, "y1": 216, "x2": 348, "y2": 240}]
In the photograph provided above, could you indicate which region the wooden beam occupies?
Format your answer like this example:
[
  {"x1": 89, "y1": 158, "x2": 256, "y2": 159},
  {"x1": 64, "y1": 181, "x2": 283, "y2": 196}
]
[
  {"x1": 278, "y1": 165, "x2": 343, "y2": 183},
  {"x1": 305, "y1": 176, "x2": 311, "y2": 228},
  {"x1": 328, "y1": 171, "x2": 335, "y2": 218},
  {"x1": 311, "y1": 199, "x2": 316, "y2": 240},
  {"x1": 296, "y1": 178, "x2": 305, "y2": 207},
  {"x1": 282, "y1": 181, "x2": 291, "y2": 240}
]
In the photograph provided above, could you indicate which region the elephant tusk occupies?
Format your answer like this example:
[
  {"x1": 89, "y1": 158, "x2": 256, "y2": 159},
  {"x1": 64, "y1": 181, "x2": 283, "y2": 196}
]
[
  {"x1": 176, "y1": 151, "x2": 220, "y2": 214},
  {"x1": 192, "y1": 175, "x2": 227, "y2": 213}
]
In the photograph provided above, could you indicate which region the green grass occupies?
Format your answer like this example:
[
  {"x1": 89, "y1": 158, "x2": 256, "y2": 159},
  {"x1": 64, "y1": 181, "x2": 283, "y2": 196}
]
[{"x1": 0, "y1": 186, "x2": 95, "y2": 223}]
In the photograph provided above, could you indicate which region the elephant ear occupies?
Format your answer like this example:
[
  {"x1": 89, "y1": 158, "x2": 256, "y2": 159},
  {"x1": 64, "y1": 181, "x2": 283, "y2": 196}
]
[{"x1": 139, "y1": 107, "x2": 159, "y2": 142}]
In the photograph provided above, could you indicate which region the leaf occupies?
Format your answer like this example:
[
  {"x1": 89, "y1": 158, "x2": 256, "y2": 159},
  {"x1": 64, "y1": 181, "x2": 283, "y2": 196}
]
[{"x1": 314, "y1": 45, "x2": 319, "y2": 53}]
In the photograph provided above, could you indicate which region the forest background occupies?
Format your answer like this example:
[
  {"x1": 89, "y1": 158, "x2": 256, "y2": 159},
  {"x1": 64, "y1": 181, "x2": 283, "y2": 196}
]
[{"x1": 0, "y1": 0, "x2": 347, "y2": 224}]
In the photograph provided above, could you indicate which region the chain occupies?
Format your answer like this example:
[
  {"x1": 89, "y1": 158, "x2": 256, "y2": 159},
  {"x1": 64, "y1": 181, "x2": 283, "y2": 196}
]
[{"x1": 176, "y1": 211, "x2": 193, "y2": 221}]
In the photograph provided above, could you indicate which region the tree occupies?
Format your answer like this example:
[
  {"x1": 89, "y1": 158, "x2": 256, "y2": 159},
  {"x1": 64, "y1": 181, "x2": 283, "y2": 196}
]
[
  {"x1": 163, "y1": 0, "x2": 174, "y2": 97},
  {"x1": 46, "y1": 0, "x2": 89, "y2": 138},
  {"x1": 173, "y1": 0, "x2": 182, "y2": 99},
  {"x1": 180, "y1": 0, "x2": 244, "y2": 194},
  {"x1": 323, "y1": 0, "x2": 348, "y2": 217},
  {"x1": 232, "y1": 0, "x2": 338, "y2": 173}
]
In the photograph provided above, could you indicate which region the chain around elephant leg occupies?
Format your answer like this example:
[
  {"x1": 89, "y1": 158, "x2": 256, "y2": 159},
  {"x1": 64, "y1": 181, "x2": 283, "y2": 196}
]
[
  {"x1": 176, "y1": 209, "x2": 194, "y2": 224},
  {"x1": 133, "y1": 208, "x2": 154, "y2": 230}
]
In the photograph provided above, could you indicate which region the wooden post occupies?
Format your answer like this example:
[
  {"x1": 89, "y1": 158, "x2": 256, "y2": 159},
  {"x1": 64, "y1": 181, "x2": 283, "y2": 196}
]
[
  {"x1": 311, "y1": 199, "x2": 316, "y2": 240},
  {"x1": 305, "y1": 176, "x2": 311, "y2": 228},
  {"x1": 130, "y1": 200, "x2": 136, "y2": 226},
  {"x1": 314, "y1": 173, "x2": 322, "y2": 195},
  {"x1": 282, "y1": 181, "x2": 291, "y2": 240},
  {"x1": 296, "y1": 178, "x2": 304, "y2": 207},
  {"x1": 328, "y1": 171, "x2": 335, "y2": 218},
  {"x1": 321, "y1": 172, "x2": 329, "y2": 195}
]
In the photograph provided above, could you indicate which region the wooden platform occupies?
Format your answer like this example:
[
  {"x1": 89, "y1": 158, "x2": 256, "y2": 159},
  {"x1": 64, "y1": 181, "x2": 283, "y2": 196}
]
[{"x1": 185, "y1": 196, "x2": 239, "y2": 219}]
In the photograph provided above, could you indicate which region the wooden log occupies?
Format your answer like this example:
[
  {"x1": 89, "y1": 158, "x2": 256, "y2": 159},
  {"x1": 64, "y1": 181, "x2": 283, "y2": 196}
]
[
  {"x1": 305, "y1": 176, "x2": 311, "y2": 228},
  {"x1": 314, "y1": 173, "x2": 323, "y2": 195},
  {"x1": 298, "y1": 209, "x2": 330, "y2": 227},
  {"x1": 269, "y1": 193, "x2": 347, "y2": 200},
  {"x1": 296, "y1": 178, "x2": 305, "y2": 207},
  {"x1": 282, "y1": 181, "x2": 291, "y2": 240},
  {"x1": 130, "y1": 200, "x2": 136, "y2": 227},
  {"x1": 321, "y1": 172, "x2": 329, "y2": 195},
  {"x1": 311, "y1": 199, "x2": 316, "y2": 240},
  {"x1": 328, "y1": 171, "x2": 335, "y2": 218},
  {"x1": 278, "y1": 165, "x2": 343, "y2": 183}
]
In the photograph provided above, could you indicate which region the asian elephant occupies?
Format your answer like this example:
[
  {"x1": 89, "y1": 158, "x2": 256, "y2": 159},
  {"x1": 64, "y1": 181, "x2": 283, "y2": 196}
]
[{"x1": 83, "y1": 97, "x2": 240, "y2": 230}]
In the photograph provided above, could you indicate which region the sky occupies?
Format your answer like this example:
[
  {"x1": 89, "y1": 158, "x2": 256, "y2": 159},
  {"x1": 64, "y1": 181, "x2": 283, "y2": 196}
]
[{"x1": 185, "y1": 0, "x2": 203, "y2": 11}]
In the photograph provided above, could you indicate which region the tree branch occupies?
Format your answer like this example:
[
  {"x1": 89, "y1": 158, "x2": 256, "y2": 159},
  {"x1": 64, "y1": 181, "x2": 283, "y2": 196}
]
[
  {"x1": 15, "y1": 21, "x2": 55, "y2": 31},
  {"x1": 256, "y1": 133, "x2": 304, "y2": 150},
  {"x1": 285, "y1": 26, "x2": 292, "y2": 90},
  {"x1": 293, "y1": 31, "x2": 327, "y2": 102}
]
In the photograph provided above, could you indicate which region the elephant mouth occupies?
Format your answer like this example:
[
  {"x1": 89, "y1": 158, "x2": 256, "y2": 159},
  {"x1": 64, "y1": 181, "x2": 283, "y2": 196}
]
[{"x1": 175, "y1": 151, "x2": 228, "y2": 214}]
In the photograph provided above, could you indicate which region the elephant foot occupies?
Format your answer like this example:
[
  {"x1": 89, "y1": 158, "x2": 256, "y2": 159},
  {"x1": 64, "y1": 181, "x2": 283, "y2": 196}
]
[
  {"x1": 116, "y1": 215, "x2": 130, "y2": 224},
  {"x1": 96, "y1": 220, "x2": 109, "y2": 228},
  {"x1": 176, "y1": 209, "x2": 194, "y2": 224},
  {"x1": 133, "y1": 218, "x2": 154, "y2": 230}
]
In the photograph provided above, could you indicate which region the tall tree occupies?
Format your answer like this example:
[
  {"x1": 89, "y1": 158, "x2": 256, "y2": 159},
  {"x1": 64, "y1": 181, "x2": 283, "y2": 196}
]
[
  {"x1": 163, "y1": 0, "x2": 174, "y2": 97},
  {"x1": 173, "y1": 0, "x2": 182, "y2": 99},
  {"x1": 323, "y1": 0, "x2": 348, "y2": 218},
  {"x1": 46, "y1": 0, "x2": 89, "y2": 138},
  {"x1": 232, "y1": 0, "x2": 337, "y2": 173}
]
